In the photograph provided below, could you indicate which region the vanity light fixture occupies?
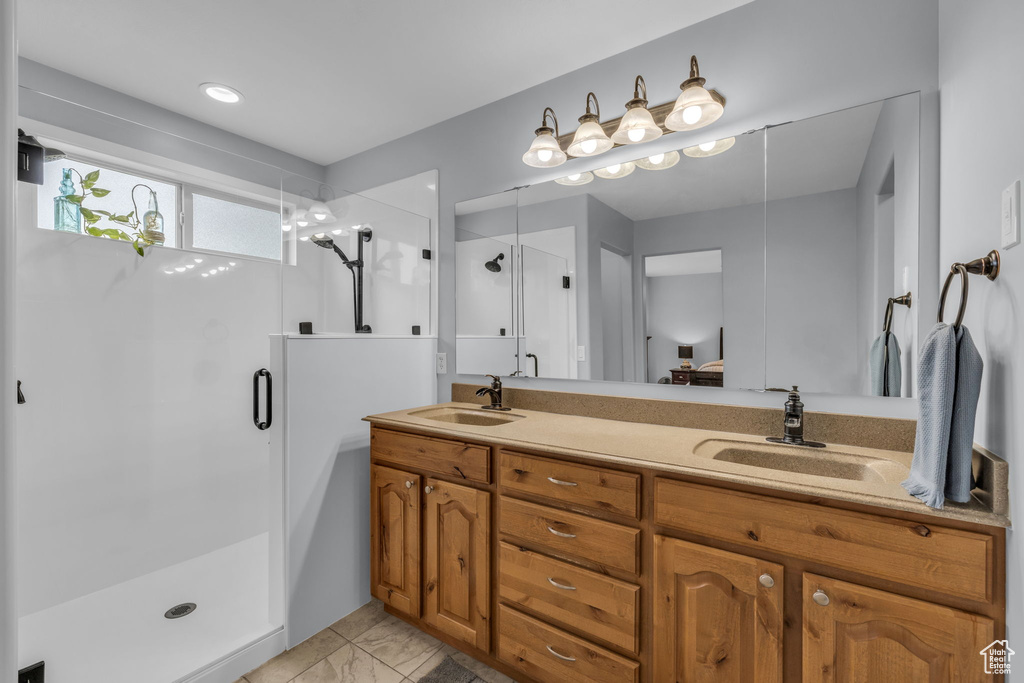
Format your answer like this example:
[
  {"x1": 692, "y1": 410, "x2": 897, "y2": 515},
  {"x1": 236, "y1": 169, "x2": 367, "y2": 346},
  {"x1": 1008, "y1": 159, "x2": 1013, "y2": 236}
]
[
  {"x1": 593, "y1": 161, "x2": 636, "y2": 180},
  {"x1": 295, "y1": 209, "x2": 311, "y2": 228},
  {"x1": 200, "y1": 82, "x2": 244, "y2": 104},
  {"x1": 522, "y1": 107, "x2": 568, "y2": 168},
  {"x1": 611, "y1": 76, "x2": 663, "y2": 145},
  {"x1": 635, "y1": 150, "x2": 681, "y2": 171},
  {"x1": 567, "y1": 93, "x2": 614, "y2": 158},
  {"x1": 664, "y1": 56, "x2": 725, "y2": 131},
  {"x1": 301, "y1": 185, "x2": 337, "y2": 223},
  {"x1": 683, "y1": 136, "x2": 736, "y2": 158},
  {"x1": 554, "y1": 171, "x2": 595, "y2": 186}
]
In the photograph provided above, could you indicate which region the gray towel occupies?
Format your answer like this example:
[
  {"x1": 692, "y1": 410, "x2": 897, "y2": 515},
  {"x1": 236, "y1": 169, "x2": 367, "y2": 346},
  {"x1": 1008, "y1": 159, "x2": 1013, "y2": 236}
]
[
  {"x1": 869, "y1": 332, "x2": 902, "y2": 397},
  {"x1": 902, "y1": 324, "x2": 983, "y2": 508}
]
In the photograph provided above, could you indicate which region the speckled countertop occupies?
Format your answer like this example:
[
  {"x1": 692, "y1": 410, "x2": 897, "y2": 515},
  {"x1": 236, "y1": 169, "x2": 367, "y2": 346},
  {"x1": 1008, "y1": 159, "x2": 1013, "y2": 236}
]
[{"x1": 365, "y1": 402, "x2": 1010, "y2": 528}]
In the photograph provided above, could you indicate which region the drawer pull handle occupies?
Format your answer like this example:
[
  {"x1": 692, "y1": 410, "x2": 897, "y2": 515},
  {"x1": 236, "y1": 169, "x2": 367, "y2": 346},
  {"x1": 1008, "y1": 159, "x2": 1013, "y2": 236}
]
[
  {"x1": 546, "y1": 645, "x2": 576, "y2": 662},
  {"x1": 547, "y1": 525, "x2": 577, "y2": 539},
  {"x1": 547, "y1": 476, "x2": 578, "y2": 487},
  {"x1": 547, "y1": 577, "x2": 577, "y2": 591},
  {"x1": 812, "y1": 589, "x2": 830, "y2": 606}
]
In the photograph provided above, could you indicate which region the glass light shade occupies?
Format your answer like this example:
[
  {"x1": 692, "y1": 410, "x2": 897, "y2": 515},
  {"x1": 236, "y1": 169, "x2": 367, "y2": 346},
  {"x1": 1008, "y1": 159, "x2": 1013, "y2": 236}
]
[
  {"x1": 593, "y1": 161, "x2": 636, "y2": 180},
  {"x1": 611, "y1": 106, "x2": 663, "y2": 145},
  {"x1": 554, "y1": 171, "x2": 595, "y2": 186},
  {"x1": 523, "y1": 130, "x2": 567, "y2": 168},
  {"x1": 635, "y1": 150, "x2": 681, "y2": 171},
  {"x1": 308, "y1": 200, "x2": 332, "y2": 221},
  {"x1": 295, "y1": 209, "x2": 311, "y2": 227},
  {"x1": 683, "y1": 136, "x2": 736, "y2": 158},
  {"x1": 567, "y1": 120, "x2": 614, "y2": 157},
  {"x1": 664, "y1": 84, "x2": 724, "y2": 132}
]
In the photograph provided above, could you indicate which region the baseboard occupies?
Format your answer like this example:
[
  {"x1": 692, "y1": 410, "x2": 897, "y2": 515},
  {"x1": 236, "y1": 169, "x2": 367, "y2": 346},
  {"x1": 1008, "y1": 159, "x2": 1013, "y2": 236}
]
[{"x1": 175, "y1": 627, "x2": 286, "y2": 683}]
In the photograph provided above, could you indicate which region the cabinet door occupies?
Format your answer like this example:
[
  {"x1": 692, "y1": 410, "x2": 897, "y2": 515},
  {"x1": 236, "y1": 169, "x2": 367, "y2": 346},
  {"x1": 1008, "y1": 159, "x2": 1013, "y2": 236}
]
[
  {"x1": 654, "y1": 535, "x2": 784, "y2": 683},
  {"x1": 803, "y1": 574, "x2": 994, "y2": 683},
  {"x1": 423, "y1": 478, "x2": 491, "y2": 650},
  {"x1": 370, "y1": 464, "x2": 421, "y2": 617}
]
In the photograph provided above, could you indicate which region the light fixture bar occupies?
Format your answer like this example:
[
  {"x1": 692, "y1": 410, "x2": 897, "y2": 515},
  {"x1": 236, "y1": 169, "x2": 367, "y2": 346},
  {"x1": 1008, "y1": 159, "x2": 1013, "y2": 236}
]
[{"x1": 555, "y1": 91, "x2": 725, "y2": 154}]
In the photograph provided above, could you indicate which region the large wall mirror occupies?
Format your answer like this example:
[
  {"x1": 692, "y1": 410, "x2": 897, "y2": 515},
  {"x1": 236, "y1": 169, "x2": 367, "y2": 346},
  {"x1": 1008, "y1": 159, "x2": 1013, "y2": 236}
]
[{"x1": 455, "y1": 92, "x2": 921, "y2": 399}]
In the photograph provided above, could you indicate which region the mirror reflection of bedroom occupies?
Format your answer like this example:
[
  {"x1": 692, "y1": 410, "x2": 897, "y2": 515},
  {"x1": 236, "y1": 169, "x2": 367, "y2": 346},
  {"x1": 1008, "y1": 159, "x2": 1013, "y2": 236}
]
[{"x1": 644, "y1": 249, "x2": 724, "y2": 386}]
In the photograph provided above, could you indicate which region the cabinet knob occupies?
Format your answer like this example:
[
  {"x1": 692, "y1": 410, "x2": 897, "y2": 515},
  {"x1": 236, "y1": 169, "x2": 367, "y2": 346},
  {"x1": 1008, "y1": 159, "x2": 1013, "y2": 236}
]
[
  {"x1": 424, "y1": 485, "x2": 434, "y2": 494},
  {"x1": 405, "y1": 481, "x2": 413, "y2": 489},
  {"x1": 758, "y1": 573, "x2": 775, "y2": 588},
  {"x1": 812, "y1": 589, "x2": 830, "y2": 606}
]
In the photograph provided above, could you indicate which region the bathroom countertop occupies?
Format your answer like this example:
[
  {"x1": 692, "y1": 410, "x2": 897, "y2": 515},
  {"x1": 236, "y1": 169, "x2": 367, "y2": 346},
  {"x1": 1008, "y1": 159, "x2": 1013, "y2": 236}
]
[{"x1": 365, "y1": 402, "x2": 1010, "y2": 529}]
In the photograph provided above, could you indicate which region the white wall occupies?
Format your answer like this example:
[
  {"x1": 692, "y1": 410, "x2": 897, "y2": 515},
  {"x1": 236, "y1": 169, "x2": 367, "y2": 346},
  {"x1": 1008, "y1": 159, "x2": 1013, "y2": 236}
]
[
  {"x1": 938, "y1": 0, "x2": 1024, "y2": 666},
  {"x1": 324, "y1": 0, "x2": 937, "y2": 420},
  {"x1": 646, "y1": 272, "x2": 724, "y2": 381},
  {"x1": 284, "y1": 337, "x2": 436, "y2": 647}
]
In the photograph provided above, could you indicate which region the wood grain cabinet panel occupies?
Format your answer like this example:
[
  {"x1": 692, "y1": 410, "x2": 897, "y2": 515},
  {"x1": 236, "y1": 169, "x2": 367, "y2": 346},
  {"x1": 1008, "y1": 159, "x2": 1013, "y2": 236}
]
[
  {"x1": 654, "y1": 535, "x2": 784, "y2": 683},
  {"x1": 499, "y1": 541, "x2": 640, "y2": 653},
  {"x1": 497, "y1": 604, "x2": 640, "y2": 683},
  {"x1": 500, "y1": 497, "x2": 640, "y2": 574},
  {"x1": 371, "y1": 427, "x2": 490, "y2": 483},
  {"x1": 423, "y1": 478, "x2": 491, "y2": 650},
  {"x1": 802, "y1": 574, "x2": 995, "y2": 683},
  {"x1": 370, "y1": 464, "x2": 420, "y2": 617},
  {"x1": 499, "y1": 450, "x2": 640, "y2": 518},
  {"x1": 654, "y1": 478, "x2": 993, "y2": 602}
]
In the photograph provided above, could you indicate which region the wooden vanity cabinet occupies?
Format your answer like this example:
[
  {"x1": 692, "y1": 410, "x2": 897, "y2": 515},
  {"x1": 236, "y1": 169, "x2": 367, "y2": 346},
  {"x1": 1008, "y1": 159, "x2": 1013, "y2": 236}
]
[
  {"x1": 368, "y1": 425, "x2": 1005, "y2": 683},
  {"x1": 653, "y1": 535, "x2": 784, "y2": 682},
  {"x1": 423, "y1": 477, "x2": 491, "y2": 650},
  {"x1": 370, "y1": 463, "x2": 421, "y2": 617}
]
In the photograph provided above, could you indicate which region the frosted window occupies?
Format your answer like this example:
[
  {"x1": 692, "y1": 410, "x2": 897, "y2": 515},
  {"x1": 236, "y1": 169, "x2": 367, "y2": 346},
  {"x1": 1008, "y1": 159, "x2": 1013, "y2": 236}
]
[
  {"x1": 38, "y1": 160, "x2": 178, "y2": 247},
  {"x1": 192, "y1": 194, "x2": 281, "y2": 261}
]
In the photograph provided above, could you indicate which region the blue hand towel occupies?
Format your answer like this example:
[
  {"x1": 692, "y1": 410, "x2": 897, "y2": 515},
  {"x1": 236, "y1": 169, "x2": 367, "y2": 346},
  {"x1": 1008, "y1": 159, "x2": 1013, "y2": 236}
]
[
  {"x1": 869, "y1": 332, "x2": 902, "y2": 397},
  {"x1": 902, "y1": 324, "x2": 983, "y2": 508}
]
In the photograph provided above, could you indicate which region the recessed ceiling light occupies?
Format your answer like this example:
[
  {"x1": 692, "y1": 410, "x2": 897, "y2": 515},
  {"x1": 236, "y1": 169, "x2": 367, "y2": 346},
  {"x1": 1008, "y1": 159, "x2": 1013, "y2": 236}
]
[{"x1": 200, "y1": 83, "x2": 244, "y2": 104}]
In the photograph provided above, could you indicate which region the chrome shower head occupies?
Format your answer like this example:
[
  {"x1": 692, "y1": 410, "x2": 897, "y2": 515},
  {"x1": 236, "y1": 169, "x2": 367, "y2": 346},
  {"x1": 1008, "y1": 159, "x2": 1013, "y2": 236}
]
[{"x1": 485, "y1": 253, "x2": 505, "y2": 273}]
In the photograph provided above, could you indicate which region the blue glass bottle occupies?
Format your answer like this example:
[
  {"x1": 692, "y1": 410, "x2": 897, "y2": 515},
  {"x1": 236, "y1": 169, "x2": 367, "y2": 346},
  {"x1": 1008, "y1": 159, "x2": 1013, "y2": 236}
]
[
  {"x1": 142, "y1": 190, "x2": 165, "y2": 245},
  {"x1": 53, "y1": 168, "x2": 81, "y2": 233}
]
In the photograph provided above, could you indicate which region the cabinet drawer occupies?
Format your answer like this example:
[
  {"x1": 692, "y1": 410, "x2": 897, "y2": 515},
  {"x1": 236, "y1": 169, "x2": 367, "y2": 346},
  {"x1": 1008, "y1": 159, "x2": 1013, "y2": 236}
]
[
  {"x1": 499, "y1": 542, "x2": 639, "y2": 653},
  {"x1": 499, "y1": 450, "x2": 639, "y2": 519},
  {"x1": 371, "y1": 427, "x2": 490, "y2": 484},
  {"x1": 654, "y1": 478, "x2": 994, "y2": 602},
  {"x1": 497, "y1": 605, "x2": 640, "y2": 683},
  {"x1": 500, "y1": 497, "x2": 639, "y2": 574}
]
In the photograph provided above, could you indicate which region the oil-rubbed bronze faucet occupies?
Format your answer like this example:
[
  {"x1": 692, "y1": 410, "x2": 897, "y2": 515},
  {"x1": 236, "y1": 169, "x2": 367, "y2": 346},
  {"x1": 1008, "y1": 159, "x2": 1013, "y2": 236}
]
[
  {"x1": 767, "y1": 386, "x2": 825, "y2": 448},
  {"x1": 475, "y1": 375, "x2": 511, "y2": 411}
]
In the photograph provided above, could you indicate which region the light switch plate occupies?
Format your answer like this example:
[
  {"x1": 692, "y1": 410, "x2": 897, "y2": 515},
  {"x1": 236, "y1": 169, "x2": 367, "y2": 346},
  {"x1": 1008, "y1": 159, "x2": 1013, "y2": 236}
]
[
  {"x1": 1002, "y1": 180, "x2": 1020, "y2": 249},
  {"x1": 435, "y1": 352, "x2": 447, "y2": 374},
  {"x1": 576, "y1": 345, "x2": 586, "y2": 362}
]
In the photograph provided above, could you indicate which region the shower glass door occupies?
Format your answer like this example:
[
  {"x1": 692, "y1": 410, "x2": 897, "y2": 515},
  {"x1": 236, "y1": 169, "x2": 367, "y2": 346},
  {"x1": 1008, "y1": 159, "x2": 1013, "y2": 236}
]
[
  {"x1": 15, "y1": 92, "x2": 285, "y2": 682},
  {"x1": 520, "y1": 245, "x2": 572, "y2": 379}
]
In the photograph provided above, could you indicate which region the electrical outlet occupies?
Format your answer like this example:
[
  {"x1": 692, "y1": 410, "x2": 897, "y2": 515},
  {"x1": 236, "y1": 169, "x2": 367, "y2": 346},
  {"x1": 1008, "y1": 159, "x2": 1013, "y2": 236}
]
[
  {"x1": 1002, "y1": 180, "x2": 1020, "y2": 249},
  {"x1": 435, "y1": 352, "x2": 447, "y2": 374},
  {"x1": 576, "y1": 345, "x2": 586, "y2": 362},
  {"x1": 19, "y1": 661, "x2": 44, "y2": 683}
]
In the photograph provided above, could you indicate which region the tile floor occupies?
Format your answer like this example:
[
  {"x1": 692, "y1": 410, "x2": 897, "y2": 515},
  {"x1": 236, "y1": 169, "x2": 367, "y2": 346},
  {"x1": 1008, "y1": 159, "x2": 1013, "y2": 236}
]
[{"x1": 238, "y1": 599, "x2": 514, "y2": 683}]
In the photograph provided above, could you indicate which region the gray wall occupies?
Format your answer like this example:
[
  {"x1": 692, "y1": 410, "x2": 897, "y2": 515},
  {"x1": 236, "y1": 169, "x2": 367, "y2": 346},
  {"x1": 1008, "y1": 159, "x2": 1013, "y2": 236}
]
[
  {"x1": 938, "y1": 0, "x2": 1023, "y2": 665},
  {"x1": 646, "y1": 272, "x2": 724, "y2": 380},
  {"x1": 326, "y1": 0, "x2": 938, "y2": 418}
]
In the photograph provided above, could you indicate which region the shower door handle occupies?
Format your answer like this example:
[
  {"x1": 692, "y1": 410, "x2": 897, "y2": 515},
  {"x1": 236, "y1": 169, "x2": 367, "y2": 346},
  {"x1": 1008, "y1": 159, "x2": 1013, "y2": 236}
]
[{"x1": 253, "y1": 368, "x2": 272, "y2": 430}]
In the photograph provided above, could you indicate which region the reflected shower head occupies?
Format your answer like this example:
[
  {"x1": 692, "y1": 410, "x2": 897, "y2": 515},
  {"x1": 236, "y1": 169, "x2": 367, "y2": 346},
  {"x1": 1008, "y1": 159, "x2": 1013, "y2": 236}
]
[
  {"x1": 485, "y1": 253, "x2": 505, "y2": 272},
  {"x1": 311, "y1": 233, "x2": 352, "y2": 263}
]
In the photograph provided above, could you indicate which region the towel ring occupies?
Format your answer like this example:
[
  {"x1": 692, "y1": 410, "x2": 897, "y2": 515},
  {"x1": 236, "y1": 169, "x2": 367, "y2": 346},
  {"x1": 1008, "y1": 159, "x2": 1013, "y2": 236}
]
[
  {"x1": 937, "y1": 250, "x2": 1000, "y2": 328},
  {"x1": 938, "y1": 264, "x2": 969, "y2": 328},
  {"x1": 883, "y1": 293, "x2": 912, "y2": 335}
]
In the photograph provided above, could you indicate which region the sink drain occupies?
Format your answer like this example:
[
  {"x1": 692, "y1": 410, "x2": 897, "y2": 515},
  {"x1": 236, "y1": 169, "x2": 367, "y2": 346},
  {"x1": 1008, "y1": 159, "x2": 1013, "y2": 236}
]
[{"x1": 164, "y1": 603, "x2": 197, "y2": 619}]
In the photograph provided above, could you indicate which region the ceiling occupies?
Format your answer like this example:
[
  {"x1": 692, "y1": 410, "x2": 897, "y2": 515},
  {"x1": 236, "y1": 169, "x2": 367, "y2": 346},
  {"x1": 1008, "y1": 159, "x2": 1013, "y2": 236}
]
[
  {"x1": 17, "y1": 0, "x2": 753, "y2": 165},
  {"x1": 516, "y1": 99, "x2": 884, "y2": 221}
]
